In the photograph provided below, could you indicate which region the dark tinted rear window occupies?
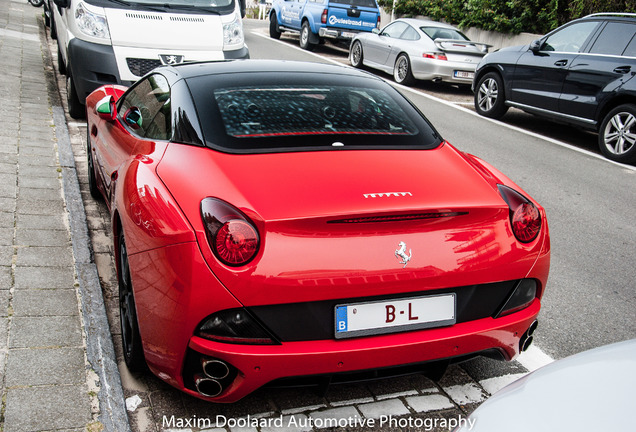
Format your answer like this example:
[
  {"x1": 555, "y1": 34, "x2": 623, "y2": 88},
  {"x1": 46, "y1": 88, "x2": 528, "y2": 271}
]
[
  {"x1": 331, "y1": 0, "x2": 377, "y2": 8},
  {"x1": 589, "y1": 21, "x2": 636, "y2": 56},
  {"x1": 186, "y1": 72, "x2": 441, "y2": 154}
]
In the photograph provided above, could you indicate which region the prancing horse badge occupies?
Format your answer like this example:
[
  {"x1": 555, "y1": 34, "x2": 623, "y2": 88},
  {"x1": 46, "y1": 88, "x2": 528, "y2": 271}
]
[{"x1": 395, "y1": 241, "x2": 412, "y2": 268}]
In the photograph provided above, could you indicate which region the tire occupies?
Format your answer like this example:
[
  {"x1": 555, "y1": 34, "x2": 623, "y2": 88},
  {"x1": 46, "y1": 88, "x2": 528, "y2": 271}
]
[
  {"x1": 393, "y1": 53, "x2": 415, "y2": 85},
  {"x1": 474, "y1": 71, "x2": 509, "y2": 119},
  {"x1": 300, "y1": 21, "x2": 316, "y2": 51},
  {"x1": 598, "y1": 104, "x2": 636, "y2": 164},
  {"x1": 50, "y1": 12, "x2": 57, "y2": 39},
  {"x1": 57, "y1": 46, "x2": 66, "y2": 75},
  {"x1": 66, "y1": 75, "x2": 85, "y2": 120},
  {"x1": 269, "y1": 13, "x2": 281, "y2": 39},
  {"x1": 350, "y1": 40, "x2": 364, "y2": 68},
  {"x1": 86, "y1": 128, "x2": 101, "y2": 200},
  {"x1": 118, "y1": 230, "x2": 147, "y2": 372}
]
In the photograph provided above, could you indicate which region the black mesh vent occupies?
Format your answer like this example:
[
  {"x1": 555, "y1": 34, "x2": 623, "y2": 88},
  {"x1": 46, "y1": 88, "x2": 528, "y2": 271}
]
[{"x1": 126, "y1": 58, "x2": 162, "y2": 77}]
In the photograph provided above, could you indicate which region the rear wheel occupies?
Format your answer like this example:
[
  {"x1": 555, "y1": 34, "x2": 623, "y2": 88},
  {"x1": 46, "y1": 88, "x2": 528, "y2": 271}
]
[
  {"x1": 269, "y1": 13, "x2": 281, "y2": 39},
  {"x1": 118, "y1": 231, "x2": 147, "y2": 372},
  {"x1": 350, "y1": 40, "x2": 364, "y2": 68},
  {"x1": 474, "y1": 72, "x2": 509, "y2": 119},
  {"x1": 300, "y1": 21, "x2": 316, "y2": 51},
  {"x1": 598, "y1": 104, "x2": 636, "y2": 164},
  {"x1": 393, "y1": 53, "x2": 415, "y2": 85}
]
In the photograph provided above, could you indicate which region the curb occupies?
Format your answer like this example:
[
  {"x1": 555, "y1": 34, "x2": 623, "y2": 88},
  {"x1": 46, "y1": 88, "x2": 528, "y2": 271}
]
[{"x1": 40, "y1": 20, "x2": 131, "y2": 432}]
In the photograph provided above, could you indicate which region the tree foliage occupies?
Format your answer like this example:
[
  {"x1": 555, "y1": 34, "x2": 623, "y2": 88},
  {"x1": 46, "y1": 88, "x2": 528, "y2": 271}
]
[{"x1": 376, "y1": 0, "x2": 636, "y2": 34}]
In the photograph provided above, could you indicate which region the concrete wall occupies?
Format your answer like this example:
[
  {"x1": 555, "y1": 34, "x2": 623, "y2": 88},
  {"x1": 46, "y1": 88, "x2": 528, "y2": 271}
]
[{"x1": 378, "y1": 10, "x2": 542, "y2": 51}]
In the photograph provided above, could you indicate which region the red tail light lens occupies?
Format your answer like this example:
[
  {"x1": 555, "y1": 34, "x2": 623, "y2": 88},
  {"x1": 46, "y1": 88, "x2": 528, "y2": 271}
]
[
  {"x1": 376, "y1": 15, "x2": 381, "y2": 29},
  {"x1": 321, "y1": 9, "x2": 327, "y2": 24},
  {"x1": 423, "y1": 52, "x2": 448, "y2": 61},
  {"x1": 498, "y1": 185, "x2": 541, "y2": 243},
  {"x1": 201, "y1": 198, "x2": 260, "y2": 266}
]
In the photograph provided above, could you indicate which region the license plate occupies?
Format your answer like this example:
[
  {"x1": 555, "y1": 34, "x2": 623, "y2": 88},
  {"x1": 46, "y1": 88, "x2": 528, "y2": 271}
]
[
  {"x1": 454, "y1": 70, "x2": 474, "y2": 79},
  {"x1": 335, "y1": 294, "x2": 456, "y2": 339},
  {"x1": 341, "y1": 31, "x2": 355, "y2": 38}
]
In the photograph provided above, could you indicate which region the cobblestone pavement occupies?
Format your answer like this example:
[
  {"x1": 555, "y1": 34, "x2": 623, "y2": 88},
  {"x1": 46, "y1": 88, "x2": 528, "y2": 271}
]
[
  {"x1": 45, "y1": 16, "x2": 538, "y2": 432},
  {"x1": 0, "y1": 0, "x2": 127, "y2": 430}
]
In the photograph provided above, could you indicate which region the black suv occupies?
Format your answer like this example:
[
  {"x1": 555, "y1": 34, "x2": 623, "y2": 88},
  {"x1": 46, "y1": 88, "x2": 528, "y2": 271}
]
[{"x1": 473, "y1": 13, "x2": 636, "y2": 164}]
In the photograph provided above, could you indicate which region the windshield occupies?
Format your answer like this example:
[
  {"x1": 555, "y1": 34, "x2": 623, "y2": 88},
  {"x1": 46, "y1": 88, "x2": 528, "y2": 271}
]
[
  {"x1": 86, "y1": 0, "x2": 234, "y2": 12},
  {"x1": 186, "y1": 73, "x2": 442, "y2": 153}
]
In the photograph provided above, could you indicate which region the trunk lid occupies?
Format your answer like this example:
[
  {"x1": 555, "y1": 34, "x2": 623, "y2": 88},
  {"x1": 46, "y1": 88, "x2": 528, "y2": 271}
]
[{"x1": 157, "y1": 143, "x2": 538, "y2": 306}]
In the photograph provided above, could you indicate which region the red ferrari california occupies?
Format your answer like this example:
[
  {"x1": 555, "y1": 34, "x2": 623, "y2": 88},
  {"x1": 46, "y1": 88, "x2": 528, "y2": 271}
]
[{"x1": 85, "y1": 60, "x2": 550, "y2": 402}]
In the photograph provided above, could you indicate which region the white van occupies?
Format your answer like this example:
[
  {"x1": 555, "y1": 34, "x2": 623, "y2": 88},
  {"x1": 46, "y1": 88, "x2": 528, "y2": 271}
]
[{"x1": 51, "y1": 0, "x2": 249, "y2": 118}]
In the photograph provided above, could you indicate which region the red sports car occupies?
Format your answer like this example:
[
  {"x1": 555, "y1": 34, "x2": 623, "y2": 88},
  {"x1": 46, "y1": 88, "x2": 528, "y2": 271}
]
[{"x1": 85, "y1": 60, "x2": 550, "y2": 402}]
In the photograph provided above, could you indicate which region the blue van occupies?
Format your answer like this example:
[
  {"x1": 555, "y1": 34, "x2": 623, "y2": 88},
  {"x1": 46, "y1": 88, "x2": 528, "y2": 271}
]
[{"x1": 269, "y1": 0, "x2": 380, "y2": 50}]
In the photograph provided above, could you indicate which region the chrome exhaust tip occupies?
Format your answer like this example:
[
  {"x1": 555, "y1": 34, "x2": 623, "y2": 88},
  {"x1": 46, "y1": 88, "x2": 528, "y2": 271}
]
[
  {"x1": 201, "y1": 358, "x2": 230, "y2": 380},
  {"x1": 520, "y1": 320, "x2": 538, "y2": 352},
  {"x1": 194, "y1": 374, "x2": 223, "y2": 398}
]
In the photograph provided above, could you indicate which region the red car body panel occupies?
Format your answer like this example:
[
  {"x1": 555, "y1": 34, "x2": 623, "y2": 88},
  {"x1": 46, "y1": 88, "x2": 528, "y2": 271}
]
[{"x1": 85, "y1": 65, "x2": 550, "y2": 403}]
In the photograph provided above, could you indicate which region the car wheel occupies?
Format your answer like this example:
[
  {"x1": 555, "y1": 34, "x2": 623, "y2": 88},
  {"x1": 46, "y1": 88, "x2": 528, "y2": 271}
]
[
  {"x1": 474, "y1": 72, "x2": 509, "y2": 119},
  {"x1": 86, "y1": 128, "x2": 101, "y2": 200},
  {"x1": 118, "y1": 230, "x2": 147, "y2": 372},
  {"x1": 269, "y1": 13, "x2": 281, "y2": 39},
  {"x1": 598, "y1": 104, "x2": 636, "y2": 164},
  {"x1": 350, "y1": 40, "x2": 364, "y2": 68},
  {"x1": 300, "y1": 21, "x2": 316, "y2": 51},
  {"x1": 393, "y1": 53, "x2": 415, "y2": 85},
  {"x1": 57, "y1": 46, "x2": 66, "y2": 75},
  {"x1": 50, "y1": 12, "x2": 57, "y2": 39},
  {"x1": 66, "y1": 75, "x2": 85, "y2": 119}
]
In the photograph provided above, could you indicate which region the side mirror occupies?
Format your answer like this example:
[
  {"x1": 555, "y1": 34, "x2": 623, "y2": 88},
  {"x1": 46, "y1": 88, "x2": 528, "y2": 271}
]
[
  {"x1": 529, "y1": 39, "x2": 542, "y2": 53},
  {"x1": 124, "y1": 107, "x2": 143, "y2": 130},
  {"x1": 96, "y1": 95, "x2": 116, "y2": 121},
  {"x1": 52, "y1": 0, "x2": 69, "y2": 7}
]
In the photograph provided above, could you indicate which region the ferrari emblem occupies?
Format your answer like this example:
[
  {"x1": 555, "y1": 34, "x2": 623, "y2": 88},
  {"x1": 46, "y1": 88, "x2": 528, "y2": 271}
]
[{"x1": 395, "y1": 241, "x2": 412, "y2": 268}]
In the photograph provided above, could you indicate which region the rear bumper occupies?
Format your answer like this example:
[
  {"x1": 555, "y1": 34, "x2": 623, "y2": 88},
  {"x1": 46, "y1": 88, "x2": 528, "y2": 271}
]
[
  {"x1": 183, "y1": 300, "x2": 541, "y2": 402},
  {"x1": 410, "y1": 57, "x2": 478, "y2": 84}
]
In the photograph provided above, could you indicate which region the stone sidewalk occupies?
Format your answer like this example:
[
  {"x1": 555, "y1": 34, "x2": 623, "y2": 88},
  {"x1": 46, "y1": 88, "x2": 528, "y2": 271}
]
[{"x1": 0, "y1": 0, "x2": 128, "y2": 430}]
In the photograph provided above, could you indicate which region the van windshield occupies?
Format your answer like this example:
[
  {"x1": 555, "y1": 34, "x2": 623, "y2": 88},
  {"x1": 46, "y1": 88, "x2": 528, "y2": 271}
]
[{"x1": 87, "y1": 0, "x2": 234, "y2": 12}]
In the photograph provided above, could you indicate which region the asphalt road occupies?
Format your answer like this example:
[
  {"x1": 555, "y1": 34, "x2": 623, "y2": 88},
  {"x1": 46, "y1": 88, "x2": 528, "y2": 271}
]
[{"x1": 243, "y1": 18, "x2": 636, "y2": 361}]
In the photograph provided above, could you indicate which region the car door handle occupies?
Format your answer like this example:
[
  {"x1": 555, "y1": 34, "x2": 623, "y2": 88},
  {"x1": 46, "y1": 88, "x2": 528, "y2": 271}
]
[
  {"x1": 554, "y1": 59, "x2": 568, "y2": 67},
  {"x1": 614, "y1": 66, "x2": 631, "y2": 74}
]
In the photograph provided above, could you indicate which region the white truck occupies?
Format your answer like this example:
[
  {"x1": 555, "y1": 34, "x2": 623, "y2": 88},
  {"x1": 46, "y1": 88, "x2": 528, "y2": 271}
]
[{"x1": 51, "y1": 0, "x2": 249, "y2": 118}]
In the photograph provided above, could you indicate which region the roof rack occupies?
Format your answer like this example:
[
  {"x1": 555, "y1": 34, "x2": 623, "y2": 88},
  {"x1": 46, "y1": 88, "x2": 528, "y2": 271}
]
[{"x1": 584, "y1": 12, "x2": 636, "y2": 18}]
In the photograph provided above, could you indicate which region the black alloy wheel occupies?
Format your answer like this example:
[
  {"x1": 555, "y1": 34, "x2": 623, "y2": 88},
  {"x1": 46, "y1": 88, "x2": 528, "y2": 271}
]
[{"x1": 118, "y1": 231, "x2": 147, "y2": 372}]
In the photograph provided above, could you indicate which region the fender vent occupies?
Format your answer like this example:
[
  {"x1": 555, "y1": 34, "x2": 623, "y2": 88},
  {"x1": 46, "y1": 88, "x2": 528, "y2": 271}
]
[
  {"x1": 170, "y1": 16, "x2": 205, "y2": 22},
  {"x1": 328, "y1": 212, "x2": 468, "y2": 224},
  {"x1": 125, "y1": 13, "x2": 163, "y2": 20}
]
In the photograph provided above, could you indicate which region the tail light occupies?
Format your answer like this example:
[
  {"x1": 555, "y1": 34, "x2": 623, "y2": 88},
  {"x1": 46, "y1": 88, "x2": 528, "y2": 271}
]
[
  {"x1": 498, "y1": 185, "x2": 541, "y2": 243},
  {"x1": 423, "y1": 52, "x2": 448, "y2": 61},
  {"x1": 201, "y1": 198, "x2": 259, "y2": 266},
  {"x1": 376, "y1": 15, "x2": 381, "y2": 29},
  {"x1": 321, "y1": 9, "x2": 327, "y2": 24}
]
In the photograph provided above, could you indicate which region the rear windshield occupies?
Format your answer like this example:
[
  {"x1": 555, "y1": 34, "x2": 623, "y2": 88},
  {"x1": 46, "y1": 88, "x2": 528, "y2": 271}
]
[
  {"x1": 420, "y1": 27, "x2": 468, "y2": 41},
  {"x1": 331, "y1": 0, "x2": 378, "y2": 8},
  {"x1": 186, "y1": 73, "x2": 441, "y2": 153}
]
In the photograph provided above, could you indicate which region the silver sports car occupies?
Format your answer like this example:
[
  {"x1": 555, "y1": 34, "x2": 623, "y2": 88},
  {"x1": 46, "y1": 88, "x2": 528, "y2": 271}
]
[{"x1": 350, "y1": 18, "x2": 491, "y2": 86}]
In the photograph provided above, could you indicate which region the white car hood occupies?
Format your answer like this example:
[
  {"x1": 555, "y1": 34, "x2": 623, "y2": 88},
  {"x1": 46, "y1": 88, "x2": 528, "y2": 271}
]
[{"x1": 105, "y1": 8, "x2": 224, "y2": 50}]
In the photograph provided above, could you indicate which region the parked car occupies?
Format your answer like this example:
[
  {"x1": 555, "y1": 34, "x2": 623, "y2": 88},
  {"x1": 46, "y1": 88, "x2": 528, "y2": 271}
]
[
  {"x1": 269, "y1": 0, "x2": 380, "y2": 51},
  {"x1": 473, "y1": 13, "x2": 636, "y2": 164},
  {"x1": 350, "y1": 18, "x2": 491, "y2": 86},
  {"x1": 455, "y1": 339, "x2": 636, "y2": 432},
  {"x1": 51, "y1": 0, "x2": 249, "y2": 119},
  {"x1": 86, "y1": 60, "x2": 550, "y2": 402}
]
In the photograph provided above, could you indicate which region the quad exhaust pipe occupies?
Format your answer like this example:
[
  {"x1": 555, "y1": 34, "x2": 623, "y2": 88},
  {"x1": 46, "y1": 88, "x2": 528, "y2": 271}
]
[
  {"x1": 520, "y1": 320, "x2": 538, "y2": 352},
  {"x1": 194, "y1": 358, "x2": 232, "y2": 398}
]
